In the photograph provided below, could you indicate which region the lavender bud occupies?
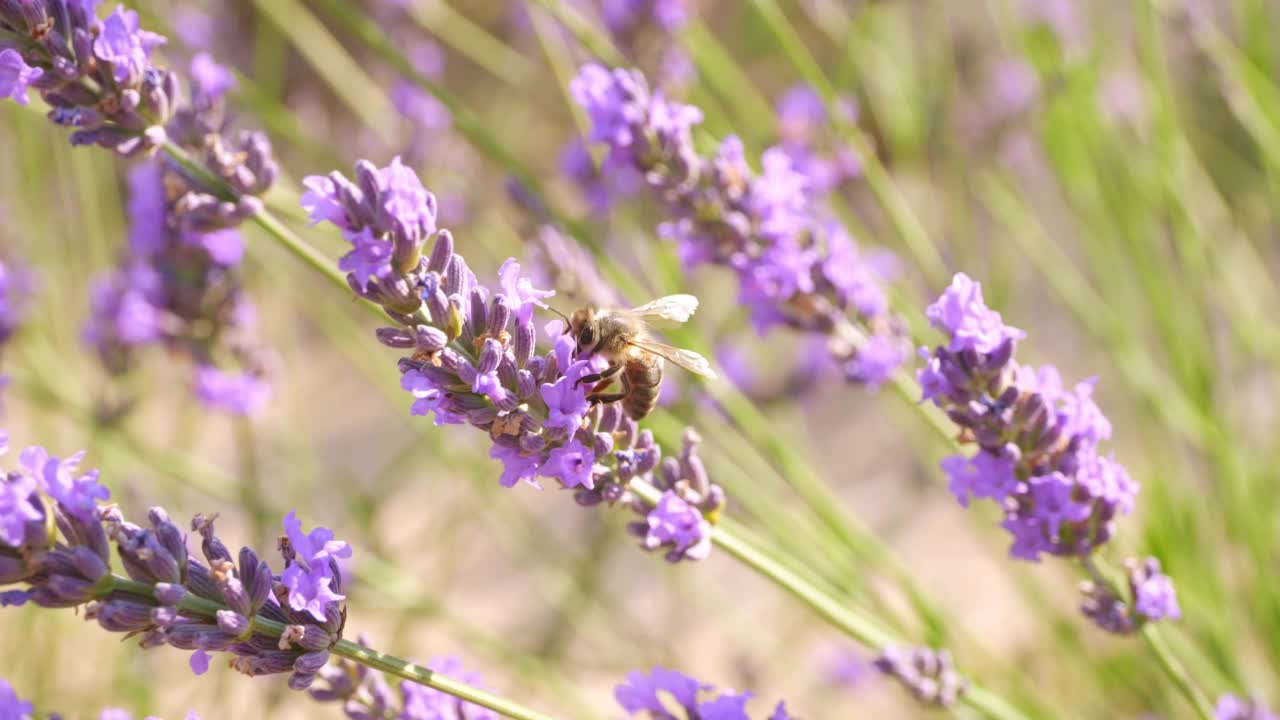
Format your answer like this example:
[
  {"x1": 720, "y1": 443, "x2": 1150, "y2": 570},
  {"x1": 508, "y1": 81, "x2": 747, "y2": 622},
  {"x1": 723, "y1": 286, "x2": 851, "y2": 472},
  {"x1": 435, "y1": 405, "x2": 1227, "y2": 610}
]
[
  {"x1": 414, "y1": 325, "x2": 448, "y2": 354},
  {"x1": 427, "y1": 229, "x2": 453, "y2": 274},
  {"x1": 468, "y1": 288, "x2": 488, "y2": 339},
  {"x1": 376, "y1": 327, "x2": 415, "y2": 348},
  {"x1": 488, "y1": 296, "x2": 511, "y2": 336},
  {"x1": 477, "y1": 338, "x2": 503, "y2": 375},
  {"x1": 514, "y1": 317, "x2": 535, "y2": 368},
  {"x1": 154, "y1": 583, "x2": 187, "y2": 605},
  {"x1": 216, "y1": 609, "x2": 251, "y2": 636},
  {"x1": 516, "y1": 369, "x2": 537, "y2": 399}
]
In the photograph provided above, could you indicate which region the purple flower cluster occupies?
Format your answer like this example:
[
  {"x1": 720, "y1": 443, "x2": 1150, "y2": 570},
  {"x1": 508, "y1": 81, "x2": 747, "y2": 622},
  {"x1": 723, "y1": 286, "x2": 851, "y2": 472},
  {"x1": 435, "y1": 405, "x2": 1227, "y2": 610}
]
[
  {"x1": 0, "y1": 3, "x2": 176, "y2": 155},
  {"x1": 872, "y1": 646, "x2": 967, "y2": 707},
  {"x1": 1216, "y1": 695, "x2": 1279, "y2": 720},
  {"x1": 80, "y1": 51, "x2": 276, "y2": 415},
  {"x1": 773, "y1": 84, "x2": 862, "y2": 196},
  {"x1": 570, "y1": 64, "x2": 908, "y2": 389},
  {"x1": 615, "y1": 667, "x2": 792, "y2": 719},
  {"x1": 597, "y1": 0, "x2": 692, "y2": 92},
  {"x1": 311, "y1": 647, "x2": 498, "y2": 720},
  {"x1": 919, "y1": 273, "x2": 1140, "y2": 562},
  {"x1": 0, "y1": 434, "x2": 348, "y2": 690},
  {"x1": 1080, "y1": 557, "x2": 1181, "y2": 634},
  {"x1": 302, "y1": 159, "x2": 724, "y2": 561}
]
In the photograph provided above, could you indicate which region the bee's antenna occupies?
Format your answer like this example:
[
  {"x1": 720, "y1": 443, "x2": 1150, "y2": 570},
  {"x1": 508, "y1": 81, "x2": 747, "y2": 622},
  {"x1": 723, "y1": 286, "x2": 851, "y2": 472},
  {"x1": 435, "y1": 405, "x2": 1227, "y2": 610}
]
[{"x1": 547, "y1": 306, "x2": 571, "y2": 324}]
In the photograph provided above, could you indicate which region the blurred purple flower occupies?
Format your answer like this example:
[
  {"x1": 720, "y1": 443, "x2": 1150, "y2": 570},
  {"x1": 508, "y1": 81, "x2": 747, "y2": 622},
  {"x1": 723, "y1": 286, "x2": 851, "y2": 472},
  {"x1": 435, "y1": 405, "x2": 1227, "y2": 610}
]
[
  {"x1": 0, "y1": 49, "x2": 42, "y2": 106},
  {"x1": 616, "y1": 667, "x2": 785, "y2": 719},
  {"x1": 1216, "y1": 695, "x2": 1279, "y2": 720},
  {"x1": 0, "y1": 468, "x2": 41, "y2": 547},
  {"x1": 874, "y1": 646, "x2": 966, "y2": 707},
  {"x1": 190, "y1": 53, "x2": 236, "y2": 100},
  {"x1": 0, "y1": 679, "x2": 32, "y2": 720},
  {"x1": 173, "y1": 7, "x2": 215, "y2": 49},
  {"x1": 194, "y1": 367, "x2": 270, "y2": 415},
  {"x1": 777, "y1": 84, "x2": 826, "y2": 143},
  {"x1": 400, "y1": 656, "x2": 499, "y2": 720},
  {"x1": 0, "y1": 260, "x2": 33, "y2": 347}
]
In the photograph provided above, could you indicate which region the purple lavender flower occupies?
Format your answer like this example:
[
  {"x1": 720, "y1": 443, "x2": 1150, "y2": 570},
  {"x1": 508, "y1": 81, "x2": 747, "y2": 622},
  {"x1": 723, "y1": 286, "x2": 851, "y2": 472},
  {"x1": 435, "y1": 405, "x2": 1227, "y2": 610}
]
[
  {"x1": 639, "y1": 490, "x2": 711, "y2": 562},
  {"x1": 0, "y1": 49, "x2": 41, "y2": 106},
  {"x1": 340, "y1": 227, "x2": 396, "y2": 291},
  {"x1": 921, "y1": 273, "x2": 1137, "y2": 561},
  {"x1": 776, "y1": 84, "x2": 826, "y2": 144},
  {"x1": 540, "y1": 439, "x2": 601, "y2": 490},
  {"x1": 873, "y1": 646, "x2": 966, "y2": 707},
  {"x1": 616, "y1": 667, "x2": 785, "y2": 719},
  {"x1": 87, "y1": 141, "x2": 274, "y2": 413},
  {"x1": 1080, "y1": 556, "x2": 1181, "y2": 634},
  {"x1": 194, "y1": 367, "x2": 270, "y2": 416},
  {"x1": 311, "y1": 159, "x2": 725, "y2": 561},
  {"x1": 572, "y1": 64, "x2": 907, "y2": 387},
  {"x1": 924, "y1": 272, "x2": 1025, "y2": 355},
  {"x1": 0, "y1": 679, "x2": 32, "y2": 719},
  {"x1": 1216, "y1": 695, "x2": 1279, "y2": 720},
  {"x1": 400, "y1": 657, "x2": 499, "y2": 720},
  {"x1": 190, "y1": 52, "x2": 236, "y2": 101},
  {"x1": 93, "y1": 5, "x2": 167, "y2": 84},
  {"x1": 0, "y1": 468, "x2": 41, "y2": 547},
  {"x1": 18, "y1": 447, "x2": 109, "y2": 521},
  {"x1": 281, "y1": 512, "x2": 351, "y2": 622}
]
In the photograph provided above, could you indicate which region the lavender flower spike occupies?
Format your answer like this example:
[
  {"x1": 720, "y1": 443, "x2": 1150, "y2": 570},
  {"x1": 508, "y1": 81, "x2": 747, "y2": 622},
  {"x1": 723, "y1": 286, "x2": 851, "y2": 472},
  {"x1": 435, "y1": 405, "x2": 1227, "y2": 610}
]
[
  {"x1": 0, "y1": 1, "x2": 177, "y2": 155},
  {"x1": 921, "y1": 273, "x2": 1138, "y2": 562},
  {"x1": 570, "y1": 64, "x2": 909, "y2": 389},
  {"x1": 1080, "y1": 556, "x2": 1181, "y2": 635},
  {"x1": 873, "y1": 646, "x2": 967, "y2": 707},
  {"x1": 305, "y1": 160, "x2": 726, "y2": 561}
]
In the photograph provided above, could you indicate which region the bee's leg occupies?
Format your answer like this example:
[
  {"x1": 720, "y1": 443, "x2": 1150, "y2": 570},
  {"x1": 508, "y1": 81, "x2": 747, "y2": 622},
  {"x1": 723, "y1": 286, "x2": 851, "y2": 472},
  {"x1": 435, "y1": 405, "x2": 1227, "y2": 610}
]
[
  {"x1": 587, "y1": 372, "x2": 630, "y2": 406},
  {"x1": 575, "y1": 363, "x2": 623, "y2": 389}
]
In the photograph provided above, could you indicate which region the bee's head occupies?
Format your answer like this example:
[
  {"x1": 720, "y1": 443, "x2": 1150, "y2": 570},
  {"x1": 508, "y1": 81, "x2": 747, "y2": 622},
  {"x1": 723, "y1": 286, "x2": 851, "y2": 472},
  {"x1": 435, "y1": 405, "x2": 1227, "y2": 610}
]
[{"x1": 567, "y1": 307, "x2": 600, "y2": 356}]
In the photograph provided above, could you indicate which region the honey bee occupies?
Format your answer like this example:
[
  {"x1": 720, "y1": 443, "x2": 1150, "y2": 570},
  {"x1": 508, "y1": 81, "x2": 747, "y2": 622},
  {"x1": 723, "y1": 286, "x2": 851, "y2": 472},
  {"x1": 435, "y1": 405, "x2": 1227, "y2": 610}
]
[{"x1": 566, "y1": 294, "x2": 717, "y2": 420}]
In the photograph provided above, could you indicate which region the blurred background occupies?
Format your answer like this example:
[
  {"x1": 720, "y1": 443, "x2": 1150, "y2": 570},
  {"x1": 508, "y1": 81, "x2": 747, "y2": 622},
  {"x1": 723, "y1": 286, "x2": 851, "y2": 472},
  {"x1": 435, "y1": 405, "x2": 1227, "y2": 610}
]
[{"x1": 2, "y1": 0, "x2": 1279, "y2": 717}]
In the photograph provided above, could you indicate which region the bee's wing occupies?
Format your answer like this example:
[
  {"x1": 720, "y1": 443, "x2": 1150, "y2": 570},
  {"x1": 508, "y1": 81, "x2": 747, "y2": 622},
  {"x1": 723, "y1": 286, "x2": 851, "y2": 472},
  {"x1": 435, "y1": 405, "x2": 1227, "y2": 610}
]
[
  {"x1": 627, "y1": 339, "x2": 718, "y2": 379},
  {"x1": 628, "y1": 294, "x2": 700, "y2": 325}
]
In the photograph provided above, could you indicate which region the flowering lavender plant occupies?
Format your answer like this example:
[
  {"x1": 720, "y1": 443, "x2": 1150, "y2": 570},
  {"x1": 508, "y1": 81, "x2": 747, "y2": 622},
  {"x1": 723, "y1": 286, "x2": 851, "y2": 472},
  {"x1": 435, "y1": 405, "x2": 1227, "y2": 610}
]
[
  {"x1": 0, "y1": 2, "x2": 175, "y2": 155},
  {"x1": 570, "y1": 64, "x2": 909, "y2": 388},
  {"x1": 0, "y1": 6, "x2": 277, "y2": 414},
  {"x1": 301, "y1": 158, "x2": 725, "y2": 561},
  {"x1": 0, "y1": 433, "x2": 345, "y2": 688}
]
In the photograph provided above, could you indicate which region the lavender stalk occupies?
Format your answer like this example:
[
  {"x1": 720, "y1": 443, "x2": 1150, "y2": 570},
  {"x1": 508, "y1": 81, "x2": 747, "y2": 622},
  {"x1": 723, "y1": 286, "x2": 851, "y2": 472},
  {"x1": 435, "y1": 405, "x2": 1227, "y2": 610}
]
[
  {"x1": 0, "y1": 434, "x2": 555, "y2": 720},
  {"x1": 570, "y1": 64, "x2": 911, "y2": 389}
]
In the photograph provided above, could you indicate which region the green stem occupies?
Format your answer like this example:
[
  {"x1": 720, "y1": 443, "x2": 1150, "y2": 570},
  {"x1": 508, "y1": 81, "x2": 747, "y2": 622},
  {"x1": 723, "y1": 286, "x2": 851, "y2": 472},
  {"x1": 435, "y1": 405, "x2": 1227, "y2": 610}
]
[
  {"x1": 107, "y1": 575, "x2": 558, "y2": 720},
  {"x1": 627, "y1": 480, "x2": 1029, "y2": 720},
  {"x1": 1141, "y1": 624, "x2": 1216, "y2": 720}
]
